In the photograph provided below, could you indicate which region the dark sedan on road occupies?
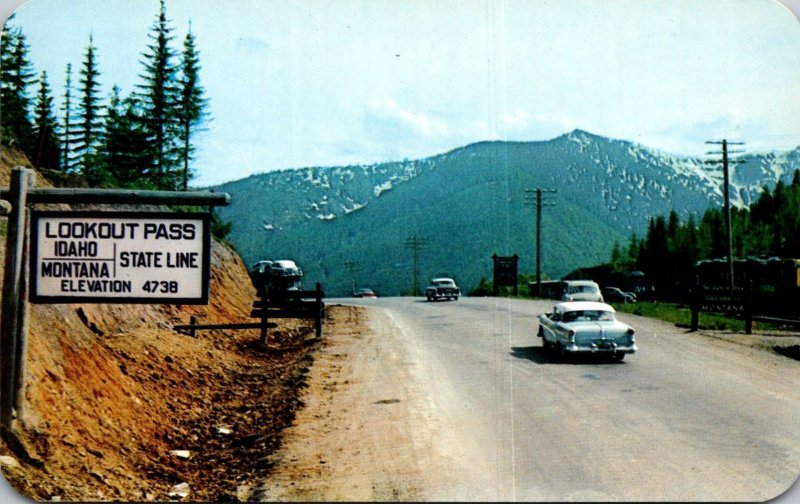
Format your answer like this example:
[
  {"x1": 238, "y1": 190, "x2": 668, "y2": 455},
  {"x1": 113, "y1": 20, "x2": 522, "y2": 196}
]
[{"x1": 602, "y1": 286, "x2": 637, "y2": 304}]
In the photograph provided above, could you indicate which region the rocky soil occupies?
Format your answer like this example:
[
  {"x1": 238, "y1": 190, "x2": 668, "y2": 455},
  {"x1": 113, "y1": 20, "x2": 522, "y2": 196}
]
[{"x1": 0, "y1": 154, "x2": 339, "y2": 501}]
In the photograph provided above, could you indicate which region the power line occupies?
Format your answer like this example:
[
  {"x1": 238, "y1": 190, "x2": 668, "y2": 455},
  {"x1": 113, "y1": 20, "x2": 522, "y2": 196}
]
[
  {"x1": 705, "y1": 139, "x2": 746, "y2": 289},
  {"x1": 404, "y1": 235, "x2": 428, "y2": 296},
  {"x1": 343, "y1": 261, "x2": 360, "y2": 294},
  {"x1": 524, "y1": 188, "x2": 556, "y2": 297}
]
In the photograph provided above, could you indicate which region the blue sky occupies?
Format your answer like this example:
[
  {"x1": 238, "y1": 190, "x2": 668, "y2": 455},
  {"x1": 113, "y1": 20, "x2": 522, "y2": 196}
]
[{"x1": 4, "y1": 0, "x2": 800, "y2": 186}]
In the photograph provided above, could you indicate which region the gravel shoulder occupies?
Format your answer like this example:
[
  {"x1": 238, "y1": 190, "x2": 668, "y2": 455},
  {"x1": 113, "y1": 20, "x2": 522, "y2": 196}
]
[{"x1": 256, "y1": 304, "x2": 456, "y2": 501}]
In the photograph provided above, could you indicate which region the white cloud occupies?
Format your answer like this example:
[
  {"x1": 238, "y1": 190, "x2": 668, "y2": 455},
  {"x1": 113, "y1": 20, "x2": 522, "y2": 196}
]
[
  {"x1": 500, "y1": 109, "x2": 532, "y2": 129},
  {"x1": 366, "y1": 98, "x2": 449, "y2": 138}
]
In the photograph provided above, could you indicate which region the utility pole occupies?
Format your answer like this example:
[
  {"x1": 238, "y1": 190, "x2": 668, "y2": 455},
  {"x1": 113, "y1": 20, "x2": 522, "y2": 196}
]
[
  {"x1": 404, "y1": 235, "x2": 428, "y2": 297},
  {"x1": 705, "y1": 139, "x2": 745, "y2": 289},
  {"x1": 343, "y1": 261, "x2": 360, "y2": 295},
  {"x1": 524, "y1": 188, "x2": 556, "y2": 297}
]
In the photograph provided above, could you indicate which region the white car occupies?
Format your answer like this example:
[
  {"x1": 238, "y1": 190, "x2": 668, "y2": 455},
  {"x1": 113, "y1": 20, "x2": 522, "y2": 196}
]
[
  {"x1": 270, "y1": 259, "x2": 303, "y2": 278},
  {"x1": 561, "y1": 280, "x2": 604, "y2": 302},
  {"x1": 537, "y1": 301, "x2": 637, "y2": 361},
  {"x1": 426, "y1": 278, "x2": 460, "y2": 301}
]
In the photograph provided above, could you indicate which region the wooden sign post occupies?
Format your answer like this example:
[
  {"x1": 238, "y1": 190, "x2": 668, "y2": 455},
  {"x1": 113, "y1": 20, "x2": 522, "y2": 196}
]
[
  {"x1": 0, "y1": 166, "x2": 230, "y2": 455},
  {"x1": 492, "y1": 254, "x2": 519, "y2": 296}
]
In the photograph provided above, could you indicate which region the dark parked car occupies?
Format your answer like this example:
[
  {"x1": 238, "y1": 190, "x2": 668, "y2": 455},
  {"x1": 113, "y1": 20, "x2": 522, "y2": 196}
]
[
  {"x1": 602, "y1": 286, "x2": 637, "y2": 304},
  {"x1": 249, "y1": 259, "x2": 303, "y2": 292}
]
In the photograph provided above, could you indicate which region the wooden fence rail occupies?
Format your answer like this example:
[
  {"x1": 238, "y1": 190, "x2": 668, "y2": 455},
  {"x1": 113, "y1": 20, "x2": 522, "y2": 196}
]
[{"x1": 174, "y1": 282, "x2": 325, "y2": 344}]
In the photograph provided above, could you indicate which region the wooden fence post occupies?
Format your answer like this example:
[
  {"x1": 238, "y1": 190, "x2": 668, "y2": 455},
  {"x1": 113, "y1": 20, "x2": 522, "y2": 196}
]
[
  {"x1": 744, "y1": 280, "x2": 753, "y2": 335},
  {"x1": 1, "y1": 167, "x2": 34, "y2": 432},
  {"x1": 315, "y1": 282, "x2": 323, "y2": 338},
  {"x1": 689, "y1": 278, "x2": 701, "y2": 332},
  {"x1": 259, "y1": 295, "x2": 269, "y2": 345}
]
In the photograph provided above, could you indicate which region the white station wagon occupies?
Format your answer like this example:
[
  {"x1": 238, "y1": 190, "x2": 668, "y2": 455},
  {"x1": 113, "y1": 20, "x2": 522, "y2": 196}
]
[{"x1": 537, "y1": 301, "x2": 637, "y2": 361}]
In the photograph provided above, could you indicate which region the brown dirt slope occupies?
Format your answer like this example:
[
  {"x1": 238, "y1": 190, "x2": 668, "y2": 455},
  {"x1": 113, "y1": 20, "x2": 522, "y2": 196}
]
[{"x1": 0, "y1": 154, "x2": 326, "y2": 501}]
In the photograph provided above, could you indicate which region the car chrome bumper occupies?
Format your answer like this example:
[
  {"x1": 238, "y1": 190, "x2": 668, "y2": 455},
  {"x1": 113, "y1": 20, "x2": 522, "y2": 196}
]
[{"x1": 565, "y1": 344, "x2": 637, "y2": 354}]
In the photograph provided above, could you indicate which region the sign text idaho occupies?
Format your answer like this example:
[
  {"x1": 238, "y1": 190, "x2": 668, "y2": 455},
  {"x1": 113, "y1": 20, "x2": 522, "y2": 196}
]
[{"x1": 30, "y1": 211, "x2": 210, "y2": 304}]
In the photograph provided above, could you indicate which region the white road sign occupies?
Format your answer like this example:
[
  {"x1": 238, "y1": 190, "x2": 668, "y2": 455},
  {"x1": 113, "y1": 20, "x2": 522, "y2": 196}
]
[{"x1": 30, "y1": 211, "x2": 210, "y2": 304}]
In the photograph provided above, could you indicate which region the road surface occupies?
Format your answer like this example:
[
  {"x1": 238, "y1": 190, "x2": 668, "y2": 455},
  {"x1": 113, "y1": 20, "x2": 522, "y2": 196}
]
[{"x1": 261, "y1": 297, "x2": 800, "y2": 501}]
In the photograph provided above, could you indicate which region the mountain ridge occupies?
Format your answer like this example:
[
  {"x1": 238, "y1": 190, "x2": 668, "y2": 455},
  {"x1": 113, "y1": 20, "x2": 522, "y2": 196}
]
[{"x1": 211, "y1": 130, "x2": 800, "y2": 296}]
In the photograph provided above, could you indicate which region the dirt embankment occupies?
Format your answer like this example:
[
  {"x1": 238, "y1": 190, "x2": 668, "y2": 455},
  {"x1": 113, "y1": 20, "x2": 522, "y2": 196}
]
[{"x1": 0, "y1": 155, "x2": 330, "y2": 501}]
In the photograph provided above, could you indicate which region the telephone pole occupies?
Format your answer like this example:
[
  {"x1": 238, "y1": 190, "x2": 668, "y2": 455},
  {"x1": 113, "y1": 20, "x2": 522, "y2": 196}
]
[
  {"x1": 705, "y1": 139, "x2": 745, "y2": 289},
  {"x1": 524, "y1": 188, "x2": 556, "y2": 297},
  {"x1": 344, "y1": 261, "x2": 360, "y2": 295},
  {"x1": 404, "y1": 235, "x2": 428, "y2": 296}
]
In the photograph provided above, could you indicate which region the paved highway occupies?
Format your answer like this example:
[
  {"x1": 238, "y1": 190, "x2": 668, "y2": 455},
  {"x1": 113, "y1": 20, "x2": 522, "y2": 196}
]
[{"x1": 331, "y1": 296, "x2": 800, "y2": 501}]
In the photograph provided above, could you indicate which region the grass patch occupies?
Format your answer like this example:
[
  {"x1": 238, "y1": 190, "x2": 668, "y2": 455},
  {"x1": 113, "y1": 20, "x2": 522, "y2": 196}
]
[{"x1": 613, "y1": 301, "x2": 748, "y2": 332}]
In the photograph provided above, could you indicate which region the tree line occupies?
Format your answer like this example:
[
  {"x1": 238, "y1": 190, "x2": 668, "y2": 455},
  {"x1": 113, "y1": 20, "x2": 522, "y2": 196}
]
[
  {"x1": 608, "y1": 170, "x2": 800, "y2": 299},
  {"x1": 0, "y1": 0, "x2": 209, "y2": 191}
]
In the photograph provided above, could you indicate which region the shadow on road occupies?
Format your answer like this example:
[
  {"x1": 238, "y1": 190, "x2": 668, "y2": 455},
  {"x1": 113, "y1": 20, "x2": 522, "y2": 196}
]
[
  {"x1": 510, "y1": 346, "x2": 625, "y2": 365},
  {"x1": 510, "y1": 346, "x2": 555, "y2": 364}
]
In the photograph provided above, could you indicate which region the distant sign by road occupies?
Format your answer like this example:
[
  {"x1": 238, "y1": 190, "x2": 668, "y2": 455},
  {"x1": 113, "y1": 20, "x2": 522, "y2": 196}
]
[{"x1": 30, "y1": 211, "x2": 210, "y2": 304}]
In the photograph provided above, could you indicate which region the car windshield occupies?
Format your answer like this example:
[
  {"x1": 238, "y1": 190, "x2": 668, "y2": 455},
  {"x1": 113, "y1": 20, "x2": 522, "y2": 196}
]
[
  {"x1": 561, "y1": 310, "x2": 614, "y2": 322},
  {"x1": 570, "y1": 285, "x2": 598, "y2": 293},
  {"x1": 435, "y1": 280, "x2": 455, "y2": 287}
]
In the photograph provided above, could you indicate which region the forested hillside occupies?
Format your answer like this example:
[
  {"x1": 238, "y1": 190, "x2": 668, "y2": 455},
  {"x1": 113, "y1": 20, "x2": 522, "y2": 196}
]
[
  {"x1": 611, "y1": 169, "x2": 800, "y2": 299},
  {"x1": 213, "y1": 131, "x2": 800, "y2": 296}
]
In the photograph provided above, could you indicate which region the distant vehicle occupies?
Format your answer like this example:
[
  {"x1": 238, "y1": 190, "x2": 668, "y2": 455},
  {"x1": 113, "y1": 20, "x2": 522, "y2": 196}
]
[
  {"x1": 249, "y1": 260, "x2": 273, "y2": 290},
  {"x1": 561, "y1": 280, "x2": 603, "y2": 302},
  {"x1": 353, "y1": 288, "x2": 377, "y2": 298},
  {"x1": 426, "y1": 278, "x2": 461, "y2": 302},
  {"x1": 537, "y1": 301, "x2": 637, "y2": 361},
  {"x1": 249, "y1": 259, "x2": 303, "y2": 292},
  {"x1": 270, "y1": 260, "x2": 303, "y2": 278},
  {"x1": 250, "y1": 260, "x2": 273, "y2": 274},
  {"x1": 602, "y1": 286, "x2": 637, "y2": 304}
]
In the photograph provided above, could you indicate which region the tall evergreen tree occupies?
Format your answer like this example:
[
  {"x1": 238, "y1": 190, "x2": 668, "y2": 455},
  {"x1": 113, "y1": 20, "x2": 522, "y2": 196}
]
[
  {"x1": 643, "y1": 216, "x2": 670, "y2": 293},
  {"x1": 75, "y1": 34, "x2": 104, "y2": 179},
  {"x1": 31, "y1": 70, "x2": 61, "y2": 169},
  {"x1": 0, "y1": 19, "x2": 18, "y2": 145},
  {"x1": 176, "y1": 24, "x2": 209, "y2": 191},
  {"x1": 60, "y1": 63, "x2": 80, "y2": 172},
  {"x1": 1, "y1": 21, "x2": 36, "y2": 153},
  {"x1": 137, "y1": 0, "x2": 181, "y2": 189},
  {"x1": 99, "y1": 86, "x2": 155, "y2": 187}
]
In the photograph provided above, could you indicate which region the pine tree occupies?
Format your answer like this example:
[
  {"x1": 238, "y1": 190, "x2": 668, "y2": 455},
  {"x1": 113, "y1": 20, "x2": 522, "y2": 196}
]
[
  {"x1": 99, "y1": 86, "x2": 155, "y2": 187},
  {"x1": 60, "y1": 63, "x2": 80, "y2": 172},
  {"x1": 31, "y1": 70, "x2": 61, "y2": 169},
  {"x1": 1, "y1": 21, "x2": 36, "y2": 153},
  {"x1": 137, "y1": 0, "x2": 181, "y2": 189},
  {"x1": 176, "y1": 24, "x2": 209, "y2": 191},
  {"x1": 641, "y1": 216, "x2": 669, "y2": 294},
  {"x1": 75, "y1": 35, "x2": 104, "y2": 180},
  {"x1": 0, "y1": 20, "x2": 17, "y2": 145}
]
